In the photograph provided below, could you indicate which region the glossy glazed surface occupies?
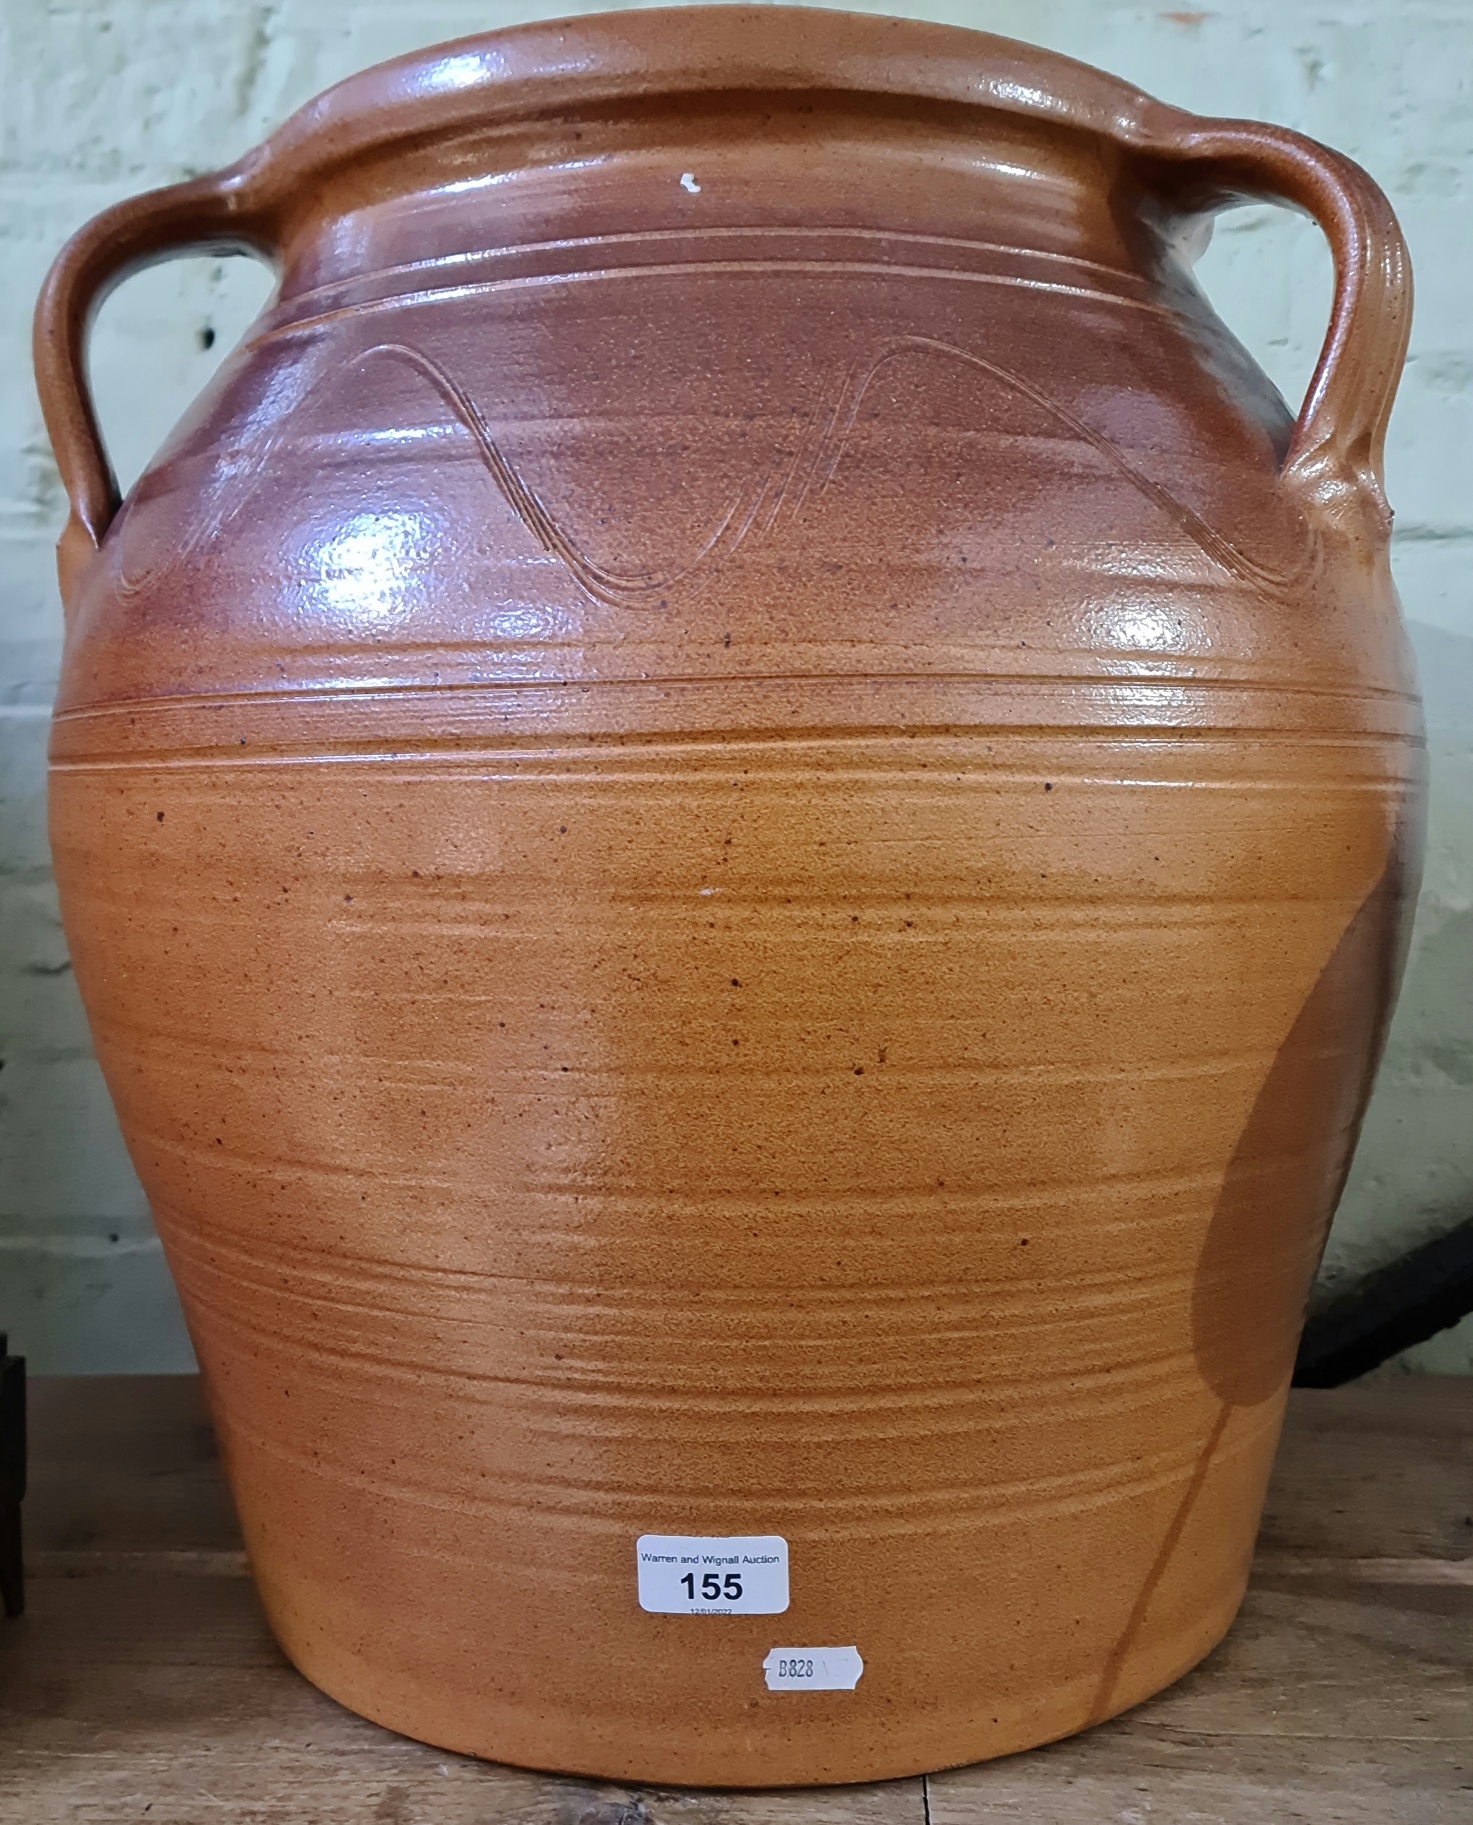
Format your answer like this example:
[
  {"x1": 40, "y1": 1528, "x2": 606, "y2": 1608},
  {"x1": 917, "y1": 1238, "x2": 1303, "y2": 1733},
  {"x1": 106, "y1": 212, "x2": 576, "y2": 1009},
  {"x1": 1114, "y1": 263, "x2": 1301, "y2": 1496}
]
[{"x1": 36, "y1": 6, "x2": 1422, "y2": 1786}]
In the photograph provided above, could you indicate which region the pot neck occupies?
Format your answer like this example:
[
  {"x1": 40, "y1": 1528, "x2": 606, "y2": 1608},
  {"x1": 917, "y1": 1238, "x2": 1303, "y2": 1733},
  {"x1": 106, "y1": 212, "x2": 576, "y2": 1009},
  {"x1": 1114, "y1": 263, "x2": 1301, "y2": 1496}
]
[{"x1": 267, "y1": 95, "x2": 1164, "y2": 314}]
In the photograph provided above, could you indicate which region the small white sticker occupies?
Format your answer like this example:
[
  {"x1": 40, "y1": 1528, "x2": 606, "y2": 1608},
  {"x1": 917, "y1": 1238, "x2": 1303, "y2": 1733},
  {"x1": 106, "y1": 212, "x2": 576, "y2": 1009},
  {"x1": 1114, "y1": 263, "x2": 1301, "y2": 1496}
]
[
  {"x1": 763, "y1": 1646, "x2": 864, "y2": 1691},
  {"x1": 636, "y1": 1534, "x2": 789, "y2": 1614}
]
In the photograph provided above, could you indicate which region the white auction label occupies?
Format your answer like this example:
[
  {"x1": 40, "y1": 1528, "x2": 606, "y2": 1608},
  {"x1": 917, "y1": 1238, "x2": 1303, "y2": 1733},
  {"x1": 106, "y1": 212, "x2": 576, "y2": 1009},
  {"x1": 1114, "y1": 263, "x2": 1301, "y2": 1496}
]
[
  {"x1": 636, "y1": 1535, "x2": 789, "y2": 1614},
  {"x1": 763, "y1": 1647, "x2": 864, "y2": 1691}
]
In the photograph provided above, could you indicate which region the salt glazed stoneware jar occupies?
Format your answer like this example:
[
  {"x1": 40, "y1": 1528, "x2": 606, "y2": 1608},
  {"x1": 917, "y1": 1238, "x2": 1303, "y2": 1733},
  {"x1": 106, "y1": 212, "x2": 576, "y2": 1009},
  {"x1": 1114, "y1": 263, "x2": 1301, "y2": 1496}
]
[{"x1": 36, "y1": 5, "x2": 1422, "y2": 1786}]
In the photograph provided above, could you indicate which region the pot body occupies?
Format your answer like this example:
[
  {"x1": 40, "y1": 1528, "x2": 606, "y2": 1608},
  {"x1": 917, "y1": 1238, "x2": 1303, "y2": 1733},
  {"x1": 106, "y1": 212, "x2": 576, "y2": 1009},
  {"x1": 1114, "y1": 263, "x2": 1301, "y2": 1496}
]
[{"x1": 41, "y1": 9, "x2": 1423, "y2": 1785}]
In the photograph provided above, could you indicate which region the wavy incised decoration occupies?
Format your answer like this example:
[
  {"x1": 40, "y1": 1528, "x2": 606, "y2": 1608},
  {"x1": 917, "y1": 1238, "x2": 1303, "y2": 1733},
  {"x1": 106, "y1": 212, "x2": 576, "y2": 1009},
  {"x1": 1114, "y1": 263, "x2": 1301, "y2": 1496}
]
[
  {"x1": 349, "y1": 334, "x2": 1312, "y2": 612},
  {"x1": 114, "y1": 328, "x2": 1311, "y2": 615},
  {"x1": 354, "y1": 340, "x2": 779, "y2": 607}
]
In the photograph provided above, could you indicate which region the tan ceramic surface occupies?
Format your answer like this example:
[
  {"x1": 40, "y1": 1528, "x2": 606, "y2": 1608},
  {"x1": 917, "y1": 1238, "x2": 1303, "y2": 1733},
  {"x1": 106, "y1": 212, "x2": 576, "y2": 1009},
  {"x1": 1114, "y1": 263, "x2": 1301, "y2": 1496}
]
[{"x1": 35, "y1": 6, "x2": 1423, "y2": 1786}]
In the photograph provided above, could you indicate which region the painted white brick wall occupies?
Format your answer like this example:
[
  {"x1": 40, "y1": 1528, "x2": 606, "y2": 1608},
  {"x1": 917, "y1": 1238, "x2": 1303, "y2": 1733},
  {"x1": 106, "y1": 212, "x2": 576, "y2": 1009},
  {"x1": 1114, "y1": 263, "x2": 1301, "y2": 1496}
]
[{"x1": 2, "y1": 0, "x2": 1469, "y2": 1372}]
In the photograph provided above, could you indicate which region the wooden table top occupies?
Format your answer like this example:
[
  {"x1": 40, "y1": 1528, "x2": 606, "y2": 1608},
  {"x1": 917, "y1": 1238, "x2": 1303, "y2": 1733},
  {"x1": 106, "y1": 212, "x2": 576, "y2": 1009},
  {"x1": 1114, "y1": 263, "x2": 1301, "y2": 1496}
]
[{"x1": 1, "y1": 1375, "x2": 1469, "y2": 1822}]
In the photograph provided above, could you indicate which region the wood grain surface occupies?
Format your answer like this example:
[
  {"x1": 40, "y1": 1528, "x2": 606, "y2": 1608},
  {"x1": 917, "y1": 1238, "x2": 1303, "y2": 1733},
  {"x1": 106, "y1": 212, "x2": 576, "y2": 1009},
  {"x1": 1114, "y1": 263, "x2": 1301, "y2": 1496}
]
[{"x1": 2, "y1": 1377, "x2": 1469, "y2": 1822}]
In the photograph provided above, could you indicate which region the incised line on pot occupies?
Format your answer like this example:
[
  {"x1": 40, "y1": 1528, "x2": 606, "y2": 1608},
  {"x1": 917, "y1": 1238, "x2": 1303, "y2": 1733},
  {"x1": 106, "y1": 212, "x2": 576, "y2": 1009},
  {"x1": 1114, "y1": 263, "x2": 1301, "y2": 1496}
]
[
  {"x1": 360, "y1": 335, "x2": 1310, "y2": 610},
  {"x1": 120, "y1": 333, "x2": 1311, "y2": 611}
]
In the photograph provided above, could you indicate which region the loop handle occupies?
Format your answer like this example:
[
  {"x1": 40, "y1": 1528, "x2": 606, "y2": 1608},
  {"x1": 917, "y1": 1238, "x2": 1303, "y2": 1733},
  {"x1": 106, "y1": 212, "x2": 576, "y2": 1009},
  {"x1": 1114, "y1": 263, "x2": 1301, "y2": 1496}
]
[
  {"x1": 32, "y1": 171, "x2": 271, "y2": 608},
  {"x1": 1140, "y1": 118, "x2": 1411, "y2": 542}
]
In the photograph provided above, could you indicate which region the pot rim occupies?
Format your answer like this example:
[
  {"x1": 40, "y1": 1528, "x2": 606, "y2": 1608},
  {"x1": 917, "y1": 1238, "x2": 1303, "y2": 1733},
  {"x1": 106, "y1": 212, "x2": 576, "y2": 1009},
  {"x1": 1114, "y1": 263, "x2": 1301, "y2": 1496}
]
[{"x1": 228, "y1": 5, "x2": 1176, "y2": 208}]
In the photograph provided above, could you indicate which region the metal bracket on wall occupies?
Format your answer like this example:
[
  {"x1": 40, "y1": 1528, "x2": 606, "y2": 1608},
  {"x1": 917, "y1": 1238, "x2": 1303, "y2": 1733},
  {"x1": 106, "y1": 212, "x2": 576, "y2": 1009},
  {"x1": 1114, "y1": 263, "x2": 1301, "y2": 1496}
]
[
  {"x1": 1, "y1": 1333, "x2": 24, "y2": 1618},
  {"x1": 1295, "y1": 1218, "x2": 1473, "y2": 1386}
]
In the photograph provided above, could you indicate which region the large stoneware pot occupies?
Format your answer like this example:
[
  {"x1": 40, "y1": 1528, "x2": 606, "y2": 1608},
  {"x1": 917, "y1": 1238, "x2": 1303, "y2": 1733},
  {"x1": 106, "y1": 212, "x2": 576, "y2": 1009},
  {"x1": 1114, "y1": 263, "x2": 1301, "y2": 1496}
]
[{"x1": 35, "y1": 6, "x2": 1422, "y2": 1786}]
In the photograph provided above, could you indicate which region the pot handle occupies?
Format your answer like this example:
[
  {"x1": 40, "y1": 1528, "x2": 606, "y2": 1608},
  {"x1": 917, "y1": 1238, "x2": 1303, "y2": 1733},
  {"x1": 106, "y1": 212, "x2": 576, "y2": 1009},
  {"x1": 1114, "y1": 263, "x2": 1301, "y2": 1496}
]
[
  {"x1": 1144, "y1": 119, "x2": 1411, "y2": 543},
  {"x1": 32, "y1": 171, "x2": 272, "y2": 609}
]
